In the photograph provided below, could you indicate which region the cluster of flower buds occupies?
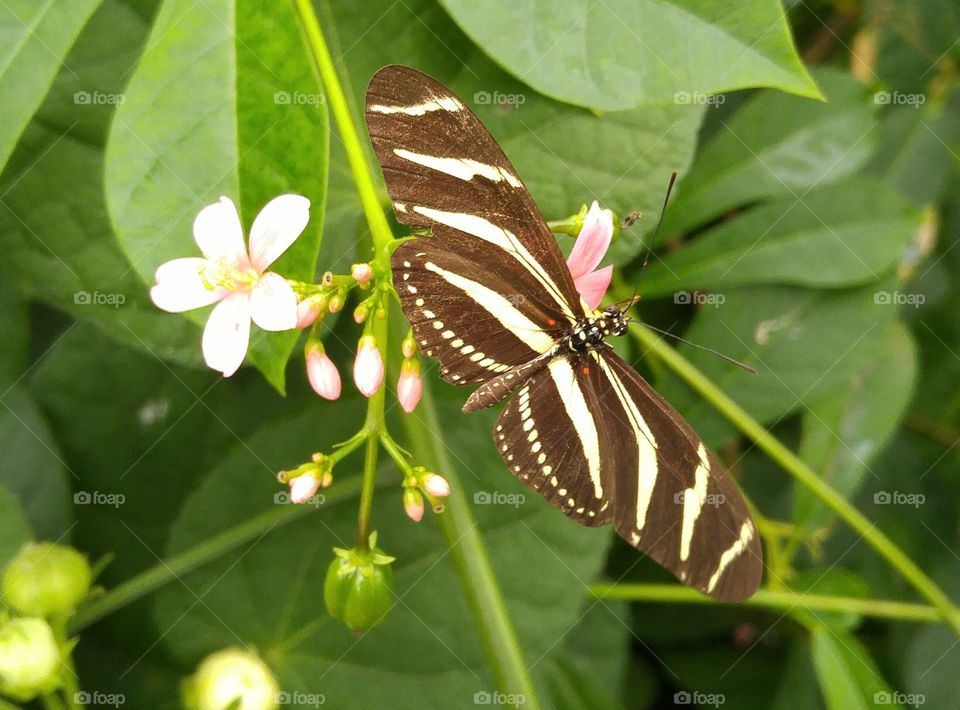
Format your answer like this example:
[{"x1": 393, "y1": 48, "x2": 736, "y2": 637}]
[
  {"x1": 402, "y1": 466, "x2": 451, "y2": 522},
  {"x1": 277, "y1": 452, "x2": 334, "y2": 503}
]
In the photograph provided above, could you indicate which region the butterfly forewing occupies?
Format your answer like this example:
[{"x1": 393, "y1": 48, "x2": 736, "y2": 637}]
[{"x1": 366, "y1": 65, "x2": 763, "y2": 602}]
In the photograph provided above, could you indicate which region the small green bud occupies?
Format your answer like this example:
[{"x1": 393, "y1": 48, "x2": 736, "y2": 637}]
[
  {"x1": 0, "y1": 617, "x2": 62, "y2": 701},
  {"x1": 324, "y1": 535, "x2": 395, "y2": 633},
  {"x1": 182, "y1": 647, "x2": 279, "y2": 710},
  {"x1": 3, "y1": 542, "x2": 92, "y2": 617}
]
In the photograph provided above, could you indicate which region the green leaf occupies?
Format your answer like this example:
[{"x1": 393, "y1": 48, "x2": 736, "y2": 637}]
[
  {"x1": 788, "y1": 568, "x2": 872, "y2": 632},
  {"x1": 0, "y1": 484, "x2": 32, "y2": 571},
  {"x1": 660, "y1": 69, "x2": 877, "y2": 237},
  {"x1": 0, "y1": 0, "x2": 102, "y2": 174},
  {"x1": 324, "y1": 0, "x2": 704, "y2": 267},
  {"x1": 105, "y1": 0, "x2": 328, "y2": 392},
  {"x1": 153, "y1": 391, "x2": 612, "y2": 707},
  {"x1": 0, "y1": 0, "x2": 204, "y2": 368},
  {"x1": 794, "y1": 320, "x2": 917, "y2": 536},
  {"x1": 656, "y1": 278, "x2": 900, "y2": 446},
  {"x1": 436, "y1": 0, "x2": 820, "y2": 111},
  {"x1": 810, "y1": 625, "x2": 901, "y2": 710},
  {"x1": 0, "y1": 387, "x2": 73, "y2": 542},
  {"x1": 641, "y1": 178, "x2": 920, "y2": 296},
  {"x1": 0, "y1": 266, "x2": 28, "y2": 390}
]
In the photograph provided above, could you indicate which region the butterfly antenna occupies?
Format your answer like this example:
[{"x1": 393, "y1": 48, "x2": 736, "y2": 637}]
[
  {"x1": 628, "y1": 320, "x2": 757, "y2": 374},
  {"x1": 638, "y1": 171, "x2": 678, "y2": 275}
]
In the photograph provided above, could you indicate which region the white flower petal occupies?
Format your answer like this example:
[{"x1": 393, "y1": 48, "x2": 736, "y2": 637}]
[
  {"x1": 250, "y1": 273, "x2": 298, "y2": 331},
  {"x1": 150, "y1": 258, "x2": 226, "y2": 312},
  {"x1": 193, "y1": 196, "x2": 248, "y2": 267},
  {"x1": 202, "y1": 291, "x2": 252, "y2": 377},
  {"x1": 247, "y1": 194, "x2": 310, "y2": 271}
]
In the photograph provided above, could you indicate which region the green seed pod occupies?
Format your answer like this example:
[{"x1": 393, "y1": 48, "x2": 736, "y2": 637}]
[
  {"x1": 182, "y1": 647, "x2": 279, "y2": 710},
  {"x1": 0, "y1": 617, "x2": 62, "y2": 701},
  {"x1": 324, "y1": 537, "x2": 395, "y2": 633},
  {"x1": 2, "y1": 542, "x2": 92, "y2": 617}
]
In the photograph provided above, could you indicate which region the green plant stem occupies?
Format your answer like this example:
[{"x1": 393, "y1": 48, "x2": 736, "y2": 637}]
[
  {"x1": 630, "y1": 322, "x2": 960, "y2": 637},
  {"x1": 294, "y1": 4, "x2": 541, "y2": 705},
  {"x1": 590, "y1": 583, "x2": 956, "y2": 625},
  {"x1": 356, "y1": 313, "x2": 388, "y2": 548},
  {"x1": 67, "y1": 479, "x2": 361, "y2": 635},
  {"x1": 402, "y1": 387, "x2": 542, "y2": 710}
]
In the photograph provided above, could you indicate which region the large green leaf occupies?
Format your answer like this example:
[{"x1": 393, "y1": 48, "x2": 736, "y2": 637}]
[
  {"x1": 105, "y1": 0, "x2": 328, "y2": 392},
  {"x1": 810, "y1": 625, "x2": 901, "y2": 710},
  {"x1": 0, "y1": 0, "x2": 101, "y2": 174},
  {"x1": 660, "y1": 69, "x2": 877, "y2": 237},
  {"x1": 0, "y1": 265, "x2": 27, "y2": 390},
  {"x1": 655, "y1": 278, "x2": 899, "y2": 446},
  {"x1": 437, "y1": 0, "x2": 819, "y2": 111},
  {"x1": 324, "y1": 0, "x2": 704, "y2": 267},
  {"x1": 0, "y1": 387, "x2": 73, "y2": 542},
  {"x1": 153, "y1": 390, "x2": 612, "y2": 707},
  {"x1": 641, "y1": 178, "x2": 919, "y2": 296},
  {"x1": 0, "y1": 0, "x2": 205, "y2": 368},
  {"x1": 793, "y1": 320, "x2": 916, "y2": 536}
]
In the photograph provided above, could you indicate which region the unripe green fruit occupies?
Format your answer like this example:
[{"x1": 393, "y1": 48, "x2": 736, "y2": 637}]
[
  {"x1": 0, "y1": 617, "x2": 62, "y2": 701},
  {"x1": 3, "y1": 542, "x2": 92, "y2": 617},
  {"x1": 324, "y1": 539, "x2": 394, "y2": 633}
]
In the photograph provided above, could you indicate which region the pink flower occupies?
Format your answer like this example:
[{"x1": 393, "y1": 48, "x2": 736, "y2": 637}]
[
  {"x1": 403, "y1": 488, "x2": 424, "y2": 522},
  {"x1": 353, "y1": 335, "x2": 384, "y2": 397},
  {"x1": 289, "y1": 474, "x2": 321, "y2": 504},
  {"x1": 396, "y1": 359, "x2": 423, "y2": 413},
  {"x1": 351, "y1": 263, "x2": 373, "y2": 284},
  {"x1": 422, "y1": 473, "x2": 450, "y2": 498},
  {"x1": 306, "y1": 344, "x2": 341, "y2": 400},
  {"x1": 296, "y1": 298, "x2": 321, "y2": 328},
  {"x1": 566, "y1": 201, "x2": 614, "y2": 310},
  {"x1": 150, "y1": 195, "x2": 311, "y2": 376}
]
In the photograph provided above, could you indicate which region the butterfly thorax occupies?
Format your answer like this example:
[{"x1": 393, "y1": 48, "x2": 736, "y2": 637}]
[{"x1": 567, "y1": 305, "x2": 628, "y2": 352}]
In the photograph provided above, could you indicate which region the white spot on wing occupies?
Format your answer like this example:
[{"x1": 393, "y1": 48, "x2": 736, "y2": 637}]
[
  {"x1": 368, "y1": 97, "x2": 463, "y2": 115},
  {"x1": 393, "y1": 149, "x2": 522, "y2": 188}
]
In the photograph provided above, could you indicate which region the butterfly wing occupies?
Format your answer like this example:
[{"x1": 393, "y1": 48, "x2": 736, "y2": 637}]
[{"x1": 366, "y1": 65, "x2": 584, "y2": 384}]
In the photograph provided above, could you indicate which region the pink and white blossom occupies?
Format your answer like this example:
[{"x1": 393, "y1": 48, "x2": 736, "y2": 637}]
[
  {"x1": 566, "y1": 200, "x2": 614, "y2": 310},
  {"x1": 150, "y1": 195, "x2": 310, "y2": 376},
  {"x1": 422, "y1": 473, "x2": 450, "y2": 498},
  {"x1": 396, "y1": 359, "x2": 423, "y2": 413},
  {"x1": 353, "y1": 335, "x2": 384, "y2": 397},
  {"x1": 289, "y1": 474, "x2": 321, "y2": 504},
  {"x1": 403, "y1": 488, "x2": 424, "y2": 522},
  {"x1": 306, "y1": 344, "x2": 341, "y2": 400}
]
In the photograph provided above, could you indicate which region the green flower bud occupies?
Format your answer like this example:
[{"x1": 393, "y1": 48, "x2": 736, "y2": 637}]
[
  {"x1": 324, "y1": 534, "x2": 395, "y2": 633},
  {"x1": 182, "y1": 647, "x2": 279, "y2": 710},
  {"x1": 3, "y1": 542, "x2": 92, "y2": 617},
  {"x1": 0, "y1": 617, "x2": 62, "y2": 701}
]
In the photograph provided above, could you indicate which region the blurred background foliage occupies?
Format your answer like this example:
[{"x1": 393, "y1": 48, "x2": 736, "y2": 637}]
[{"x1": 0, "y1": 0, "x2": 958, "y2": 707}]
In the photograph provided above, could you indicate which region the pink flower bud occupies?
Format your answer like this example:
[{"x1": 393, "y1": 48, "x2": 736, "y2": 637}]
[
  {"x1": 289, "y1": 474, "x2": 321, "y2": 503},
  {"x1": 403, "y1": 488, "x2": 424, "y2": 522},
  {"x1": 306, "y1": 344, "x2": 341, "y2": 400},
  {"x1": 351, "y1": 263, "x2": 373, "y2": 284},
  {"x1": 401, "y1": 330, "x2": 417, "y2": 359},
  {"x1": 353, "y1": 335, "x2": 384, "y2": 397},
  {"x1": 422, "y1": 473, "x2": 450, "y2": 498},
  {"x1": 396, "y1": 359, "x2": 423, "y2": 413},
  {"x1": 567, "y1": 200, "x2": 615, "y2": 310},
  {"x1": 297, "y1": 298, "x2": 321, "y2": 328}
]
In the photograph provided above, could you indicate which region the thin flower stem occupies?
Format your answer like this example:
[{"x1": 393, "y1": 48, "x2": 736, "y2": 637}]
[
  {"x1": 66, "y1": 478, "x2": 362, "y2": 635},
  {"x1": 356, "y1": 309, "x2": 387, "y2": 548},
  {"x1": 630, "y1": 322, "x2": 960, "y2": 637},
  {"x1": 589, "y1": 583, "x2": 958, "y2": 625}
]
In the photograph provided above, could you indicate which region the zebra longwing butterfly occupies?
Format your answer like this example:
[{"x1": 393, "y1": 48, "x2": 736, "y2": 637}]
[{"x1": 366, "y1": 65, "x2": 762, "y2": 601}]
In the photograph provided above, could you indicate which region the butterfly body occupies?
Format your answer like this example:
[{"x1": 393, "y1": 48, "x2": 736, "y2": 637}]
[{"x1": 367, "y1": 65, "x2": 763, "y2": 602}]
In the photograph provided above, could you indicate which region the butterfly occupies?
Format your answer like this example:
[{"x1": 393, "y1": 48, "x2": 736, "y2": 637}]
[{"x1": 365, "y1": 65, "x2": 762, "y2": 601}]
